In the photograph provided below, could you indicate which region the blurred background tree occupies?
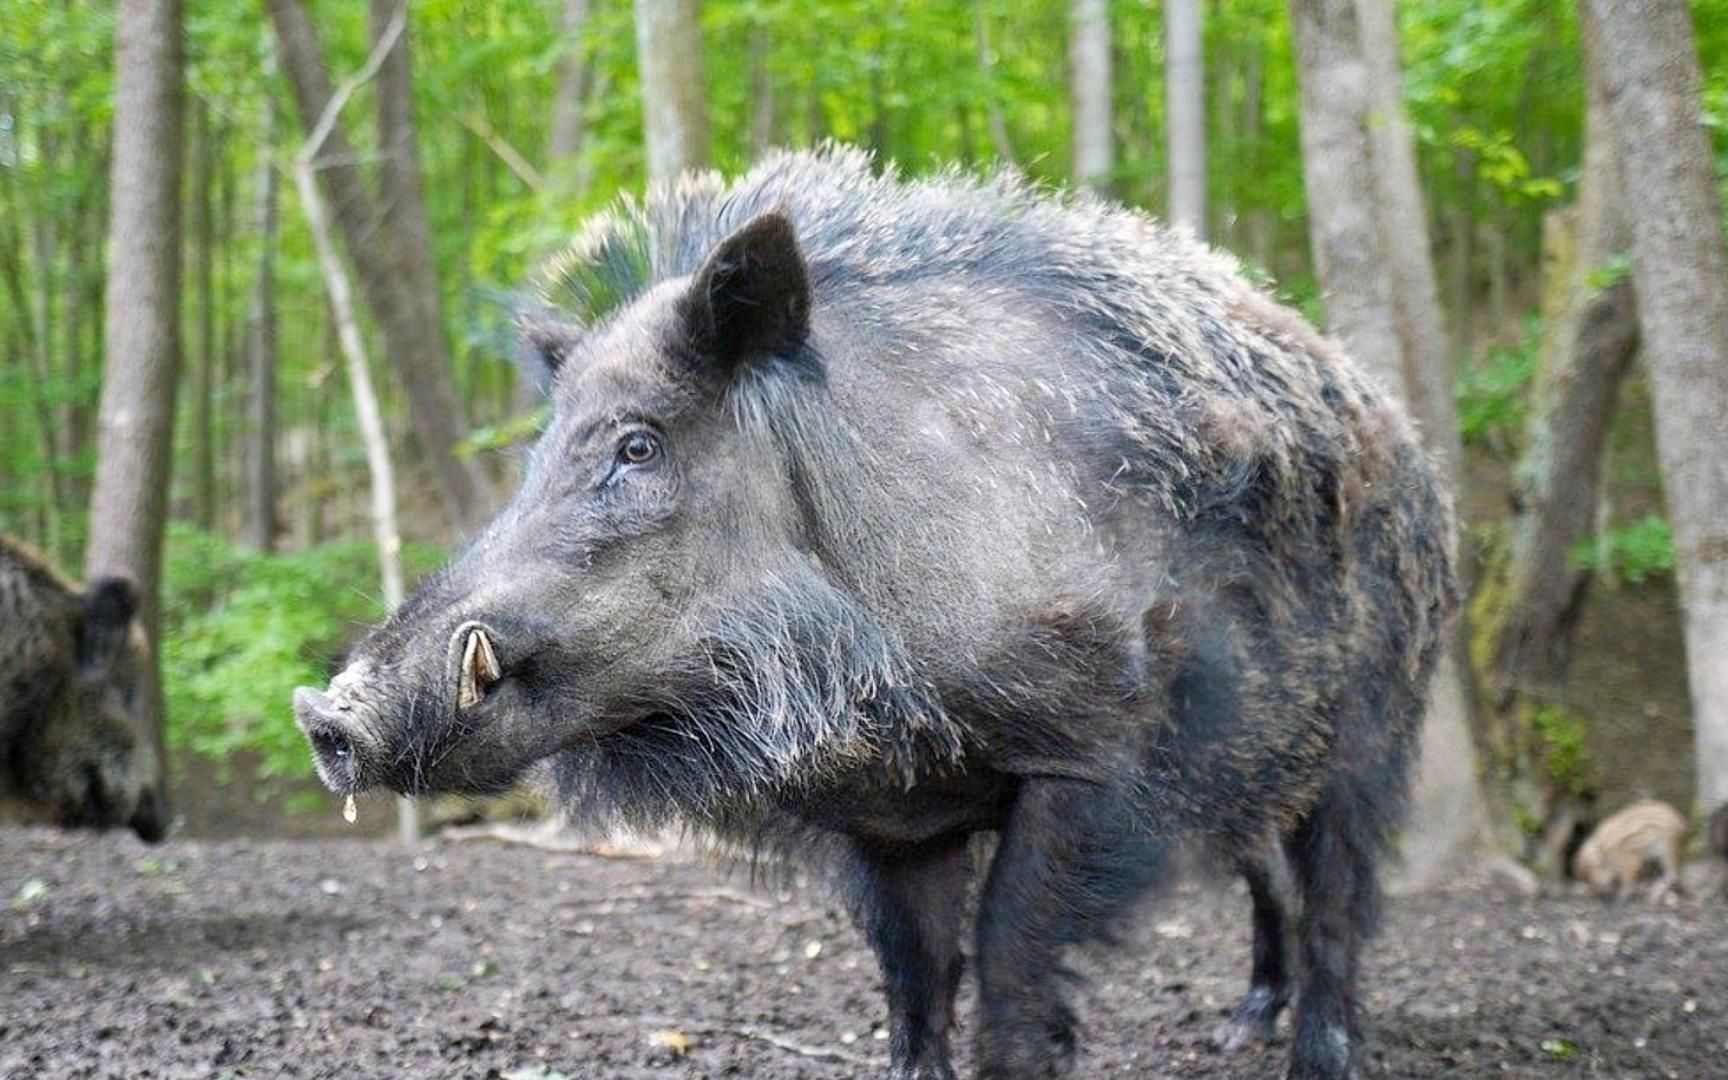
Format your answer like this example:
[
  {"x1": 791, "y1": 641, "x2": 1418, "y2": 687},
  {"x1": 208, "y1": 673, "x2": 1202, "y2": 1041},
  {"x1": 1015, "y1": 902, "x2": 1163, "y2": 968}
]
[{"x1": 1, "y1": 0, "x2": 1725, "y2": 867}]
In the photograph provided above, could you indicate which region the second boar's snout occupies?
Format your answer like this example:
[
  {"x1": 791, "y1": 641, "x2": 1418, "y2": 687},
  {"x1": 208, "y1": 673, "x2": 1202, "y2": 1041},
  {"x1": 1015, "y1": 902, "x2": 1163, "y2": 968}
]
[{"x1": 293, "y1": 686, "x2": 382, "y2": 794}]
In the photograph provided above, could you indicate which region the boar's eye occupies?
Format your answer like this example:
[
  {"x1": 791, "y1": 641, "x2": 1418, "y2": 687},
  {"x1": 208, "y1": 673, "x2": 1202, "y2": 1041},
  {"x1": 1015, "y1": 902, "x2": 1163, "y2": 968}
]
[{"x1": 617, "y1": 430, "x2": 661, "y2": 467}]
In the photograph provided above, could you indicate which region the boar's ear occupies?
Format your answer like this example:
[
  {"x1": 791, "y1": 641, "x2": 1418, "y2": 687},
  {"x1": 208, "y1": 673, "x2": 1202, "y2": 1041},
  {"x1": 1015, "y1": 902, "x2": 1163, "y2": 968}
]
[
  {"x1": 516, "y1": 310, "x2": 584, "y2": 395},
  {"x1": 76, "y1": 577, "x2": 139, "y2": 673},
  {"x1": 683, "y1": 208, "x2": 811, "y2": 372}
]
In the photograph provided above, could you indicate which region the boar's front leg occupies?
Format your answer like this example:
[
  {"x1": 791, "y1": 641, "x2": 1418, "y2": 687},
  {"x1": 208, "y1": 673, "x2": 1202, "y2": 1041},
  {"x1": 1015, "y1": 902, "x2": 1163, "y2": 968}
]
[
  {"x1": 974, "y1": 777, "x2": 1172, "y2": 1079},
  {"x1": 845, "y1": 835, "x2": 971, "y2": 1080}
]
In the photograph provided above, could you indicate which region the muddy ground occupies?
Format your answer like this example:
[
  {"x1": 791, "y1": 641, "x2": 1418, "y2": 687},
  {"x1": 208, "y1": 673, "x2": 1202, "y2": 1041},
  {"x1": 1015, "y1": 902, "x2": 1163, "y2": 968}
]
[{"x1": 2, "y1": 826, "x2": 1724, "y2": 1079}]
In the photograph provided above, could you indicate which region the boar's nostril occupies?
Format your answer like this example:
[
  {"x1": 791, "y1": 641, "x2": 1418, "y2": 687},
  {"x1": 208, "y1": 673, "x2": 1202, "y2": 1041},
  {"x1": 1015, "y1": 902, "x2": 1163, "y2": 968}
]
[
  {"x1": 456, "y1": 624, "x2": 503, "y2": 709},
  {"x1": 309, "y1": 725, "x2": 355, "y2": 766}
]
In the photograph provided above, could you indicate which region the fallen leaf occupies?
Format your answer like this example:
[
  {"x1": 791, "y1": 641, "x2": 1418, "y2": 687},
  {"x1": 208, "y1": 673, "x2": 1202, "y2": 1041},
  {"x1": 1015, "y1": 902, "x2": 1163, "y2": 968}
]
[{"x1": 12, "y1": 878, "x2": 48, "y2": 910}]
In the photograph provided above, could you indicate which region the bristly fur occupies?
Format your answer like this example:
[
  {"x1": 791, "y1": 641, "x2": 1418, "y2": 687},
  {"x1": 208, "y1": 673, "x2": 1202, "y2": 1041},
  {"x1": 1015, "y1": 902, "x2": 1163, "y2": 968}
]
[{"x1": 551, "y1": 573, "x2": 964, "y2": 833}]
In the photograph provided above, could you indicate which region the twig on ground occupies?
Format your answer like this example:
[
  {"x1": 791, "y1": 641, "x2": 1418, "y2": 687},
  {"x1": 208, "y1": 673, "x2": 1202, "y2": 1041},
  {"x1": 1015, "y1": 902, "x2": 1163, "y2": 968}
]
[{"x1": 724, "y1": 1025, "x2": 884, "y2": 1068}]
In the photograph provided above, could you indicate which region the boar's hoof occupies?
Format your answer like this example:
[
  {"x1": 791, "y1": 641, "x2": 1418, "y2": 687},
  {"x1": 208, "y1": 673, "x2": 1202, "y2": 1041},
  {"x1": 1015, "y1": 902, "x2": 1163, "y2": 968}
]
[
  {"x1": 1287, "y1": 1021, "x2": 1355, "y2": 1080},
  {"x1": 1213, "y1": 986, "x2": 1285, "y2": 1053}
]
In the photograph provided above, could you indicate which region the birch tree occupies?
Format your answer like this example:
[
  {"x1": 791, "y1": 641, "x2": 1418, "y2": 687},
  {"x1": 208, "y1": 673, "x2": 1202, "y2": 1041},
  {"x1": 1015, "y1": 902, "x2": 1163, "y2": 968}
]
[{"x1": 1164, "y1": 0, "x2": 1206, "y2": 236}]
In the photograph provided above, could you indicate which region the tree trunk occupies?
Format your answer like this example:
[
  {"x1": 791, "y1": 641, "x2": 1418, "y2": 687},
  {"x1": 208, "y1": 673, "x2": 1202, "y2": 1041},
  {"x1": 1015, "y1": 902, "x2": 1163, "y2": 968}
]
[
  {"x1": 1287, "y1": 0, "x2": 1403, "y2": 394},
  {"x1": 1068, "y1": 0, "x2": 1112, "y2": 193},
  {"x1": 266, "y1": 0, "x2": 495, "y2": 538},
  {"x1": 1163, "y1": 0, "x2": 1206, "y2": 237},
  {"x1": 547, "y1": 0, "x2": 592, "y2": 168},
  {"x1": 246, "y1": 94, "x2": 280, "y2": 551},
  {"x1": 1447, "y1": 138, "x2": 1475, "y2": 363},
  {"x1": 633, "y1": 0, "x2": 709, "y2": 188},
  {"x1": 1240, "y1": 33, "x2": 1273, "y2": 269},
  {"x1": 975, "y1": 2, "x2": 1016, "y2": 164},
  {"x1": 85, "y1": 0, "x2": 183, "y2": 795},
  {"x1": 190, "y1": 99, "x2": 216, "y2": 531},
  {"x1": 748, "y1": 21, "x2": 774, "y2": 160},
  {"x1": 1492, "y1": 21, "x2": 1636, "y2": 699},
  {"x1": 1289, "y1": 0, "x2": 1490, "y2": 890},
  {"x1": 1585, "y1": 0, "x2": 1728, "y2": 813},
  {"x1": 1356, "y1": 0, "x2": 1462, "y2": 480}
]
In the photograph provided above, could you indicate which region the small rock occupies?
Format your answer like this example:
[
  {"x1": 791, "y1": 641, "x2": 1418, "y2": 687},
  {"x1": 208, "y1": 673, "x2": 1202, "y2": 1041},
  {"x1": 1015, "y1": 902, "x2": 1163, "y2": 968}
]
[{"x1": 1482, "y1": 855, "x2": 1541, "y2": 899}]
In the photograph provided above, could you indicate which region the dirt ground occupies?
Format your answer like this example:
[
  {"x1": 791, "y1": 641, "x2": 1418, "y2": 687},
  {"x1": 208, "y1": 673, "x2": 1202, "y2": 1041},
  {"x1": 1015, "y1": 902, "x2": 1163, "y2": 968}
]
[{"x1": 3, "y1": 826, "x2": 1725, "y2": 1080}]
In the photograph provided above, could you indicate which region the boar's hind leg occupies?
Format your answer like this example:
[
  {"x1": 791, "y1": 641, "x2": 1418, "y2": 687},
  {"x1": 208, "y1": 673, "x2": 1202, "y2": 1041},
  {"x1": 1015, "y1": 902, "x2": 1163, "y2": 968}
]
[
  {"x1": 1215, "y1": 841, "x2": 1293, "y2": 1054},
  {"x1": 974, "y1": 778, "x2": 1172, "y2": 1079},
  {"x1": 1285, "y1": 782, "x2": 1385, "y2": 1080},
  {"x1": 845, "y1": 835, "x2": 971, "y2": 1080}
]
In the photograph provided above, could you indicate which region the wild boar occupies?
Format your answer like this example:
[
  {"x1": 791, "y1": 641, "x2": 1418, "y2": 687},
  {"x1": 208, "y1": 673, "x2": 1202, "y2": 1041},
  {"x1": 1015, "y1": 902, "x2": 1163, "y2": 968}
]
[
  {"x1": 1574, "y1": 799, "x2": 1686, "y2": 901},
  {"x1": 0, "y1": 534, "x2": 166, "y2": 841},
  {"x1": 294, "y1": 147, "x2": 1456, "y2": 1080}
]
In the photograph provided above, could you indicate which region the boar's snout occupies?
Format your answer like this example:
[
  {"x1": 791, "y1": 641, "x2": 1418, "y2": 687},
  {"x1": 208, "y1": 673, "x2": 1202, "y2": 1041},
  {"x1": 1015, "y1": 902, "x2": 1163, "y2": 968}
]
[{"x1": 293, "y1": 686, "x2": 385, "y2": 794}]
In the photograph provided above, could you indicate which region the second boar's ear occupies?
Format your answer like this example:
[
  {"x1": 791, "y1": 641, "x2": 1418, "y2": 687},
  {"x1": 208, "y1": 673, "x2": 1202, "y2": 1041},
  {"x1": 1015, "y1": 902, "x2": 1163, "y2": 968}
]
[
  {"x1": 76, "y1": 576, "x2": 139, "y2": 673},
  {"x1": 682, "y1": 208, "x2": 811, "y2": 373}
]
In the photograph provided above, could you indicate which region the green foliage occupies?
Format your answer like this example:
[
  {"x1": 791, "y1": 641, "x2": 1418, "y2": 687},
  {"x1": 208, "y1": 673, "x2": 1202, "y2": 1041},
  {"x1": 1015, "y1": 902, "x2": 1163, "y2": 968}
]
[
  {"x1": 1529, "y1": 703, "x2": 1591, "y2": 796},
  {"x1": 458, "y1": 406, "x2": 550, "y2": 459},
  {"x1": 160, "y1": 525, "x2": 444, "y2": 781},
  {"x1": 1570, "y1": 513, "x2": 1675, "y2": 586},
  {"x1": 1455, "y1": 318, "x2": 1539, "y2": 451}
]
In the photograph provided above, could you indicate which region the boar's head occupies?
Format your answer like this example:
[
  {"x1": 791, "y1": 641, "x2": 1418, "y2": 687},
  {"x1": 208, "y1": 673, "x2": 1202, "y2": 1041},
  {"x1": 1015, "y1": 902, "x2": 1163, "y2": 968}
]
[
  {"x1": 294, "y1": 210, "x2": 950, "y2": 816},
  {"x1": 9, "y1": 576, "x2": 168, "y2": 842}
]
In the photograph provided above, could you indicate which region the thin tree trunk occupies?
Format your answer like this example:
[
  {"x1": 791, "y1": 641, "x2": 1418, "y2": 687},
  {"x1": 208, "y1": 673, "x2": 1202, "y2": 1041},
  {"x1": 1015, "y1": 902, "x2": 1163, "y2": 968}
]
[
  {"x1": 1585, "y1": 0, "x2": 1728, "y2": 813},
  {"x1": 294, "y1": 18, "x2": 416, "y2": 845},
  {"x1": 546, "y1": 0, "x2": 592, "y2": 168},
  {"x1": 246, "y1": 94, "x2": 280, "y2": 551},
  {"x1": 1240, "y1": 33, "x2": 1272, "y2": 269},
  {"x1": 633, "y1": 0, "x2": 709, "y2": 188},
  {"x1": 1357, "y1": 0, "x2": 1462, "y2": 481},
  {"x1": 190, "y1": 99, "x2": 216, "y2": 531},
  {"x1": 748, "y1": 21, "x2": 774, "y2": 160},
  {"x1": 867, "y1": 40, "x2": 889, "y2": 157},
  {"x1": 59, "y1": 113, "x2": 94, "y2": 523},
  {"x1": 267, "y1": 0, "x2": 495, "y2": 538},
  {"x1": 1164, "y1": 0, "x2": 1206, "y2": 237},
  {"x1": 28, "y1": 152, "x2": 65, "y2": 555},
  {"x1": 85, "y1": 0, "x2": 183, "y2": 798},
  {"x1": 0, "y1": 204, "x2": 69, "y2": 555},
  {"x1": 975, "y1": 1, "x2": 1016, "y2": 164},
  {"x1": 1289, "y1": 0, "x2": 1490, "y2": 890},
  {"x1": 1447, "y1": 138, "x2": 1475, "y2": 362},
  {"x1": 1068, "y1": 0, "x2": 1112, "y2": 192}
]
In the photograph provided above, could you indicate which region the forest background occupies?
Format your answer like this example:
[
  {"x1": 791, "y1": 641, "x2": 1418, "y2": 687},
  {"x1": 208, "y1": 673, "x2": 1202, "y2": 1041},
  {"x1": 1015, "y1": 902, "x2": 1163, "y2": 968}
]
[{"x1": 3, "y1": 0, "x2": 1727, "y2": 876}]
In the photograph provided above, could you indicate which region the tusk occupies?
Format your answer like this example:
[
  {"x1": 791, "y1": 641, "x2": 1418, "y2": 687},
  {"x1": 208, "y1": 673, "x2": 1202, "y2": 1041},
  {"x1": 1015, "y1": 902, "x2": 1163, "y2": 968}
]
[{"x1": 457, "y1": 625, "x2": 502, "y2": 708}]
